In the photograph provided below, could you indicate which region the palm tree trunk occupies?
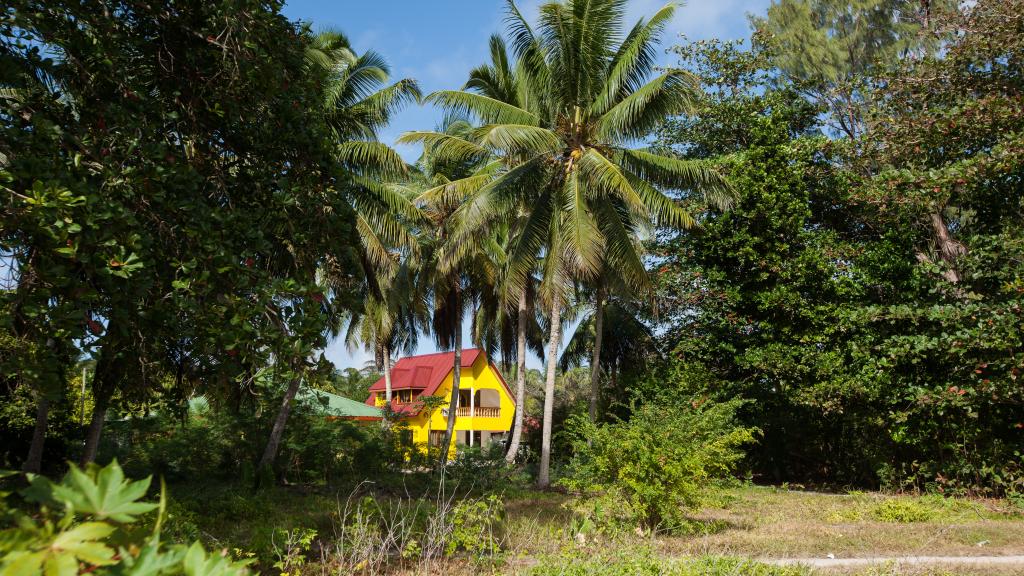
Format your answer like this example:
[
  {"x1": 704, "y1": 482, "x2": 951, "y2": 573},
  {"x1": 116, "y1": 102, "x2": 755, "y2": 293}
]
[
  {"x1": 589, "y1": 285, "x2": 605, "y2": 423},
  {"x1": 439, "y1": 289, "x2": 462, "y2": 465},
  {"x1": 23, "y1": 394, "x2": 50, "y2": 474},
  {"x1": 258, "y1": 370, "x2": 303, "y2": 476},
  {"x1": 382, "y1": 344, "x2": 393, "y2": 402},
  {"x1": 505, "y1": 288, "x2": 528, "y2": 463},
  {"x1": 538, "y1": 295, "x2": 562, "y2": 488}
]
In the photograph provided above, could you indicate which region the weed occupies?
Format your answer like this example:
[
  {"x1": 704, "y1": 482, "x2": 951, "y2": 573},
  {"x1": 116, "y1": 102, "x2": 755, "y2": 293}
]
[{"x1": 871, "y1": 499, "x2": 935, "y2": 523}]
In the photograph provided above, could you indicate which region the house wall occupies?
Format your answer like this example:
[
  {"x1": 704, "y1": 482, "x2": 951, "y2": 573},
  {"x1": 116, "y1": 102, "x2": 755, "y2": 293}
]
[{"x1": 403, "y1": 353, "x2": 514, "y2": 456}]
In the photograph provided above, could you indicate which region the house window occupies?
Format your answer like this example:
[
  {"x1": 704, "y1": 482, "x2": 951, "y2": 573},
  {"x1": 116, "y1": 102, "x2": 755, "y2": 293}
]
[
  {"x1": 396, "y1": 389, "x2": 413, "y2": 404},
  {"x1": 429, "y1": 430, "x2": 445, "y2": 447},
  {"x1": 458, "y1": 389, "x2": 471, "y2": 407},
  {"x1": 399, "y1": 429, "x2": 413, "y2": 446}
]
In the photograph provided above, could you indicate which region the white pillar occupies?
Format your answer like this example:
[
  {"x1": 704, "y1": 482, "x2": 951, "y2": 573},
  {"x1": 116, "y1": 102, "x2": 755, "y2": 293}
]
[{"x1": 469, "y1": 387, "x2": 475, "y2": 446}]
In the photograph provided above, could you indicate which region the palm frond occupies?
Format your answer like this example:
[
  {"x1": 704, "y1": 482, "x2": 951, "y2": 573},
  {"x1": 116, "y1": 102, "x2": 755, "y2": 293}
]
[
  {"x1": 590, "y1": 3, "x2": 674, "y2": 116},
  {"x1": 577, "y1": 148, "x2": 648, "y2": 217},
  {"x1": 397, "y1": 131, "x2": 491, "y2": 167},
  {"x1": 619, "y1": 148, "x2": 735, "y2": 209},
  {"x1": 560, "y1": 168, "x2": 605, "y2": 279},
  {"x1": 471, "y1": 123, "x2": 562, "y2": 155},
  {"x1": 337, "y1": 141, "x2": 408, "y2": 179},
  {"x1": 594, "y1": 71, "x2": 700, "y2": 141},
  {"x1": 426, "y1": 90, "x2": 540, "y2": 126}
]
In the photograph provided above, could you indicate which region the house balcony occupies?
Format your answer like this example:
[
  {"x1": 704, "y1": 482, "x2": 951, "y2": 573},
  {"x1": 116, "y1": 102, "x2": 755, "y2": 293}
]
[{"x1": 454, "y1": 406, "x2": 500, "y2": 418}]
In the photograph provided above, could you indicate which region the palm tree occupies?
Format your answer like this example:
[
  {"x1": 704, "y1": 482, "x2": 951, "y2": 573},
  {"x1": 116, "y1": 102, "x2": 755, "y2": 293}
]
[
  {"x1": 412, "y1": 0, "x2": 734, "y2": 487},
  {"x1": 259, "y1": 29, "x2": 422, "y2": 472},
  {"x1": 342, "y1": 256, "x2": 423, "y2": 406},
  {"x1": 560, "y1": 294, "x2": 658, "y2": 415},
  {"x1": 404, "y1": 117, "x2": 493, "y2": 463},
  {"x1": 318, "y1": 27, "x2": 427, "y2": 406}
]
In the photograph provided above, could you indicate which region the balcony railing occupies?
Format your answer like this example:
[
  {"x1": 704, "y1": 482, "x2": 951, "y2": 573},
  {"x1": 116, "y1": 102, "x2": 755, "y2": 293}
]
[{"x1": 454, "y1": 406, "x2": 500, "y2": 418}]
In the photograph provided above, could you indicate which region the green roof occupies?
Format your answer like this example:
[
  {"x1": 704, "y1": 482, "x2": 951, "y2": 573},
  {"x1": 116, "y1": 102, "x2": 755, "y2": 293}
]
[
  {"x1": 187, "y1": 390, "x2": 382, "y2": 419},
  {"x1": 298, "y1": 388, "x2": 383, "y2": 419}
]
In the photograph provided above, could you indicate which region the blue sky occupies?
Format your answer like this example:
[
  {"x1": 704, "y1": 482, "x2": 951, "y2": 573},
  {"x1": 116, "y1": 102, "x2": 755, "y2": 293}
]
[{"x1": 280, "y1": 0, "x2": 772, "y2": 370}]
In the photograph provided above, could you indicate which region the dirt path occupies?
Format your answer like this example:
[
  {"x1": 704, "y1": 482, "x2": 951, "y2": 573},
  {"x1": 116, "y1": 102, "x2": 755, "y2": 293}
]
[{"x1": 762, "y1": 555, "x2": 1024, "y2": 568}]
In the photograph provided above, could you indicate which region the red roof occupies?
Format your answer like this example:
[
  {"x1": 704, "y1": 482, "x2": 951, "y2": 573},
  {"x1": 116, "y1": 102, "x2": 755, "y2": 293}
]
[{"x1": 365, "y1": 349, "x2": 514, "y2": 415}]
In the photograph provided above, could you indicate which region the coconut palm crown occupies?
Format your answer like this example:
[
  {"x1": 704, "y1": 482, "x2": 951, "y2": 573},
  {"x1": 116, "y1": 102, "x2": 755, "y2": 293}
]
[{"x1": 402, "y1": 0, "x2": 733, "y2": 303}]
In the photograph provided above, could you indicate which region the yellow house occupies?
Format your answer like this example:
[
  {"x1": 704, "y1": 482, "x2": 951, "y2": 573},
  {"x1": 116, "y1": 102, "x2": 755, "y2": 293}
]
[{"x1": 364, "y1": 349, "x2": 515, "y2": 454}]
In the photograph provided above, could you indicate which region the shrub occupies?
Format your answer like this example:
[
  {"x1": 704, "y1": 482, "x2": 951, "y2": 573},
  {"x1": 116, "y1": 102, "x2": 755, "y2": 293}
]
[
  {"x1": 443, "y1": 444, "x2": 510, "y2": 493},
  {"x1": 322, "y1": 488, "x2": 506, "y2": 572},
  {"x1": 0, "y1": 460, "x2": 252, "y2": 575},
  {"x1": 871, "y1": 499, "x2": 935, "y2": 523},
  {"x1": 445, "y1": 494, "x2": 504, "y2": 557},
  {"x1": 559, "y1": 399, "x2": 756, "y2": 532}
]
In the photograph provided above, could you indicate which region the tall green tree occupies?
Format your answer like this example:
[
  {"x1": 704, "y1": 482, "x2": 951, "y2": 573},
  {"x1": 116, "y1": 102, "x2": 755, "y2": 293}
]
[
  {"x1": 2, "y1": 0, "x2": 356, "y2": 468},
  {"x1": 751, "y1": 0, "x2": 946, "y2": 139},
  {"x1": 258, "y1": 29, "x2": 422, "y2": 471},
  {"x1": 459, "y1": 35, "x2": 544, "y2": 462},
  {"x1": 848, "y1": 0, "x2": 1024, "y2": 490},
  {"x1": 651, "y1": 36, "x2": 881, "y2": 483}
]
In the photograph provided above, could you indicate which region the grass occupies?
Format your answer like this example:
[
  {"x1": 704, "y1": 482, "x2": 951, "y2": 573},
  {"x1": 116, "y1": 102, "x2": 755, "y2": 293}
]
[
  {"x1": 661, "y1": 485, "x2": 1024, "y2": 560},
  {"x1": 164, "y1": 481, "x2": 1024, "y2": 575}
]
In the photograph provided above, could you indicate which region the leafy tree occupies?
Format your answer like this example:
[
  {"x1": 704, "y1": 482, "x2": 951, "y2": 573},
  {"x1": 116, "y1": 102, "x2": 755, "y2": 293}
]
[
  {"x1": 847, "y1": 0, "x2": 1024, "y2": 491},
  {"x1": 652, "y1": 38, "x2": 882, "y2": 483},
  {"x1": 1, "y1": 0, "x2": 357, "y2": 469},
  {"x1": 750, "y1": 0, "x2": 946, "y2": 139}
]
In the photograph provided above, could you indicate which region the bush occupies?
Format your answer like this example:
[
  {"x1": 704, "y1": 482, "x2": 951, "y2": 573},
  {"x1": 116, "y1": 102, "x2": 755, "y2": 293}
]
[
  {"x1": 870, "y1": 499, "x2": 935, "y2": 523},
  {"x1": 0, "y1": 460, "x2": 252, "y2": 575},
  {"x1": 443, "y1": 444, "x2": 511, "y2": 493},
  {"x1": 110, "y1": 392, "x2": 397, "y2": 487},
  {"x1": 322, "y1": 488, "x2": 506, "y2": 573},
  {"x1": 559, "y1": 399, "x2": 756, "y2": 532}
]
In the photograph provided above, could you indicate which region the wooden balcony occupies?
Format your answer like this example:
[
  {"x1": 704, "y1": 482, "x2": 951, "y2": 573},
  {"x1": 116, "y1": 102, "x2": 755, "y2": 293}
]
[{"x1": 454, "y1": 406, "x2": 500, "y2": 418}]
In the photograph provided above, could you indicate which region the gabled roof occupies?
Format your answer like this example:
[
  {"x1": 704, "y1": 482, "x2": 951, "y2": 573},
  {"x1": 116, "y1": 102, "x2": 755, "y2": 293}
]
[{"x1": 365, "y1": 349, "x2": 514, "y2": 415}]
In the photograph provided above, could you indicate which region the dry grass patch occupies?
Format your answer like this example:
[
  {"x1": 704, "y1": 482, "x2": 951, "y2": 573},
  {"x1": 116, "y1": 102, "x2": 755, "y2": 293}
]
[{"x1": 660, "y1": 485, "x2": 1024, "y2": 559}]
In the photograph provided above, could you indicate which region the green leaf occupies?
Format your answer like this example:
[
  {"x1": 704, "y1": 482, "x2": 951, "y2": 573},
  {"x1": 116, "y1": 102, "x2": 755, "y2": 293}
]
[
  {"x1": 50, "y1": 461, "x2": 157, "y2": 523},
  {"x1": 52, "y1": 522, "x2": 116, "y2": 565}
]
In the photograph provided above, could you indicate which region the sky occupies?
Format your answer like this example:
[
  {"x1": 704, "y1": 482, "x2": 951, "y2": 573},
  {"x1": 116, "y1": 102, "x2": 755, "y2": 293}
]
[{"x1": 280, "y1": 0, "x2": 773, "y2": 371}]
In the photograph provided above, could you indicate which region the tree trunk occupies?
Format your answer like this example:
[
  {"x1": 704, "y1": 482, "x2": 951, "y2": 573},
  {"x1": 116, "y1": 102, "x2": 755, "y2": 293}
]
[
  {"x1": 538, "y1": 296, "x2": 562, "y2": 489},
  {"x1": 505, "y1": 288, "x2": 529, "y2": 463},
  {"x1": 380, "y1": 345, "x2": 394, "y2": 430},
  {"x1": 929, "y1": 211, "x2": 966, "y2": 284},
  {"x1": 439, "y1": 290, "x2": 463, "y2": 465},
  {"x1": 23, "y1": 394, "x2": 50, "y2": 474},
  {"x1": 80, "y1": 390, "x2": 110, "y2": 466},
  {"x1": 258, "y1": 371, "x2": 303, "y2": 475},
  {"x1": 382, "y1": 344, "x2": 393, "y2": 402},
  {"x1": 589, "y1": 285, "x2": 605, "y2": 424}
]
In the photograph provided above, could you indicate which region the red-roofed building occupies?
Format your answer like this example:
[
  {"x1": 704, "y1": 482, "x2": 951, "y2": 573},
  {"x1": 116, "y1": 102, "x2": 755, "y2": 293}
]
[{"x1": 366, "y1": 349, "x2": 515, "y2": 455}]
